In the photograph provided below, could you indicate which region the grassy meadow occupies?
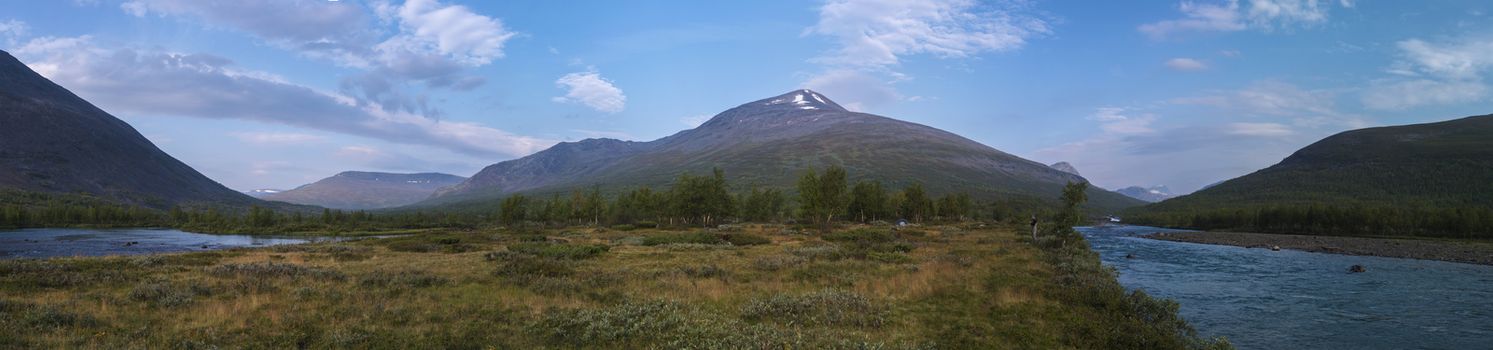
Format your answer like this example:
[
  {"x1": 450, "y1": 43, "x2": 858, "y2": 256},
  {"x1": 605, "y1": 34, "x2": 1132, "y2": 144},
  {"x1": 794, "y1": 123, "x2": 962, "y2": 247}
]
[{"x1": 1, "y1": 224, "x2": 1228, "y2": 349}]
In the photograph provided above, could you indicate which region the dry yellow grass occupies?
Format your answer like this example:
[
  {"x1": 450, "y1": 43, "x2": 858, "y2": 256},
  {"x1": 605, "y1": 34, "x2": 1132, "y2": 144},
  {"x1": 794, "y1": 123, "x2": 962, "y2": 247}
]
[{"x1": 0, "y1": 224, "x2": 1190, "y2": 349}]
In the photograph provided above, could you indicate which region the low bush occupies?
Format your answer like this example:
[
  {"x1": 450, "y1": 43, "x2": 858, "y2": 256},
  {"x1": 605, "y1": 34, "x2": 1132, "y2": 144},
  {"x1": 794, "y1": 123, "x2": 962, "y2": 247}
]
[
  {"x1": 640, "y1": 232, "x2": 719, "y2": 246},
  {"x1": 721, "y1": 233, "x2": 770, "y2": 246},
  {"x1": 208, "y1": 262, "x2": 346, "y2": 281},
  {"x1": 487, "y1": 251, "x2": 576, "y2": 286},
  {"x1": 506, "y1": 242, "x2": 609, "y2": 260},
  {"x1": 678, "y1": 264, "x2": 729, "y2": 279},
  {"x1": 0, "y1": 299, "x2": 99, "y2": 331},
  {"x1": 740, "y1": 289, "x2": 886, "y2": 328},
  {"x1": 823, "y1": 228, "x2": 897, "y2": 243},
  {"x1": 752, "y1": 255, "x2": 807, "y2": 271},
  {"x1": 359, "y1": 270, "x2": 449, "y2": 289},
  {"x1": 610, "y1": 224, "x2": 636, "y2": 231},
  {"x1": 129, "y1": 280, "x2": 212, "y2": 308}
]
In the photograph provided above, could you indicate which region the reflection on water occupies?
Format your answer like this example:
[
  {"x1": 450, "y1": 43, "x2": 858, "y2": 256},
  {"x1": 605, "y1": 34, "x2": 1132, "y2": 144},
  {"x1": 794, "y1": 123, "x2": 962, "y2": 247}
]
[
  {"x1": 1080, "y1": 225, "x2": 1493, "y2": 350},
  {"x1": 0, "y1": 228, "x2": 348, "y2": 259}
]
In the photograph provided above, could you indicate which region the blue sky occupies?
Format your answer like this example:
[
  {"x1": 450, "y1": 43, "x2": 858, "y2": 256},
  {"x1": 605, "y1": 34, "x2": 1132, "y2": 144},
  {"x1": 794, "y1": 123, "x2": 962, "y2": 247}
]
[{"x1": 2, "y1": 0, "x2": 1490, "y2": 194}]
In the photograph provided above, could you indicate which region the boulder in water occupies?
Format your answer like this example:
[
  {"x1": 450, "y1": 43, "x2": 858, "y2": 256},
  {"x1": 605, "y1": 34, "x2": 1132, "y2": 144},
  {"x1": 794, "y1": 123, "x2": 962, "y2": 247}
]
[{"x1": 1348, "y1": 265, "x2": 1366, "y2": 273}]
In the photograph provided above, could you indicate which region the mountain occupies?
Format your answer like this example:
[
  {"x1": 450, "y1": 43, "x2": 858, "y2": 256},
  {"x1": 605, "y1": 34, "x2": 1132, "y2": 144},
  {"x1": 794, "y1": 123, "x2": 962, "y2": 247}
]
[
  {"x1": 0, "y1": 49, "x2": 259, "y2": 209},
  {"x1": 265, "y1": 171, "x2": 465, "y2": 210},
  {"x1": 243, "y1": 189, "x2": 284, "y2": 198},
  {"x1": 426, "y1": 90, "x2": 1142, "y2": 212},
  {"x1": 1049, "y1": 162, "x2": 1080, "y2": 176},
  {"x1": 1130, "y1": 115, "x2": 1493, "y2": 236},
  {"x1": 1115, "y1": 186, "x2": 1174, "y2": 203}
]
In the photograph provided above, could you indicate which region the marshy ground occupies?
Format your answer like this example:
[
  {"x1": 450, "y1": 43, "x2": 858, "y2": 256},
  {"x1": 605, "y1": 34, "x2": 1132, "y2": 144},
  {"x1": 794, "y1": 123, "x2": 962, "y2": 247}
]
[{"x1": 1, "y1": 224, "x2": 1225, "y2": 349}]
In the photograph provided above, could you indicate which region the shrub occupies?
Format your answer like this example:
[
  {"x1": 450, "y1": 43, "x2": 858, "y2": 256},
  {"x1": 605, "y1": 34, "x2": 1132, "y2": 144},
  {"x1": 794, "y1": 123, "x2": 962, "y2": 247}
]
[
  {"x1": 678, "y1": 264, "x2": 729, "y2": 279},
  {"x1": 0, "y1": 299, "x2": 99, "y2": 330},
  {"x1": 788, "y1": 244, "x2": 846, "y2": 261},
  {"x1": 359, "y1": 270, "x2": 449, "y2": 289},
  {"x1": 721, "y1": 233, "x2": 771, "y2": 246},
  {"x1": 867, "y1": 252, "x2": 913, "y2": 264},
  {"x1": 641, "y1": 232, "x2": 719, "y2": 246},
  {"x1": 823, "y1": 228, "x2": 896, "y2": 243},
  {"x1": 129, "y1": 280, "x2": 212, "y2": 308},
  {"x1": 635, "y1": 221, "x2": 658, "y2": 228},
  {"x1": 611, "y1": 224, "x2": 636, "y2": 231},
  {"x1": 208, "y1": 262, "x2": 346, "y2": 281},
  {"x1": 740, "y1": 289, "x2": 886, "y2": 328},
  {"x1": 752, "y1": 255, "x2": 807, "y2": 271},
  {"x1": 488, "y1": 251, "x2": 576, "y2": 285},
  {"x1": 506, "y1": 242, "x2": 609, "y2": 260}
]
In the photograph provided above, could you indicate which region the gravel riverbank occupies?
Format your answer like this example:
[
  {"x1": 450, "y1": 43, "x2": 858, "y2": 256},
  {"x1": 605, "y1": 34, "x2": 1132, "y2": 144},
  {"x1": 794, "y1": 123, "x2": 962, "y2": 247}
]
[{"x1": 1142, "y1": 231, "x2": 1493, "y2": 266}]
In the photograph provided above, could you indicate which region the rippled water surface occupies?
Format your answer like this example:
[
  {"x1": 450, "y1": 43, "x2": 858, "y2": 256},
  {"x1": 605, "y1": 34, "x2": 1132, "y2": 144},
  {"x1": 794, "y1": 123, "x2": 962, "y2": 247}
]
[
  {"x1": 1080, "y1": 225, "x2": 1493, "y2": 350},
  {"x1": 0, "y1": 228, "x2": 340, "y2": 259}
]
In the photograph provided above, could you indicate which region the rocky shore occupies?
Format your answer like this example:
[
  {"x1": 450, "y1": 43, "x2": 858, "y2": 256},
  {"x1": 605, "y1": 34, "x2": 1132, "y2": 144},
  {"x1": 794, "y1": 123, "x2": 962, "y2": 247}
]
[{"x1": 1143, "y1": 231, "x2": 1493, "y2": 266}]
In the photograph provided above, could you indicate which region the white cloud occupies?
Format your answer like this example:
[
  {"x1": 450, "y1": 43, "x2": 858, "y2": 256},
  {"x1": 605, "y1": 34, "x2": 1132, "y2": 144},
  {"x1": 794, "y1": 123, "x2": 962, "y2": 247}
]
[
  {"x1": 232, "y1": 132, "x2": 326, "y2": 145},
  {"x1": 1361, "y1": 79, "x2": 1487, "y2": 110},
  {"x1": 1165, "y1": 57, "x2": 1209, "y2": 71},
  {"x1": 802, "y1": 69, "x2": 901, "y2": 112},
  {"x1": 1140, "y1": 0, "x2": 1350, "y2": 40},
  {"x1": 552, "y1": 71, "x2": 626, "y2": 113},
  {"x1": 1362, "y1": 35, "x2": 1493, "y2": 110},
  {"x1": 1089, "y1": 108, "x2": 1158, "y2": 135},
  {"x1": 1172, "y1": 80, "x2": 1337, "y2": 117},
  {"x1": 16, "y1": 36, "x2": 551, "y2": 158},
  {"x1": 1139, "y1": 1, "x2": 1246, "y2": 40},
  {"x1": 1227, "y1": 122, "x2": 1294, "y2": 136},
  {"x1": 802, "y1": 0, "x2": 1048, "y2": 111},
  {"x1": 373, "y1": 0, "x2": 517, "y2": 66},
  {"x1": 0, "y1": 19, "x2": 27, "y2": 45},
  {"x1": 119, "y1": 0, "x2": 518, "y2": 117},
  {"x1": 806, "y1": 0, "x2": 1050, "y2": 69}
]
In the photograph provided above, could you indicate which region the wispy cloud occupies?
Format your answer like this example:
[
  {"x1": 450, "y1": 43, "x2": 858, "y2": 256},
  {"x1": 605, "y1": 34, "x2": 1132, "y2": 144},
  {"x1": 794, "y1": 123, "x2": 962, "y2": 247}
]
[
  {"x1": 16, "y1": 36, "x2": 552, "y2": 158},
  {"x1": 1140, "y1": 0, "x2": 1352, "y2": 40},
  {"x1": 1165, "y1": 57, "x2": 1209, "y2": 71},
  {"x1": 802, "y1": 0, "x2": 1049, "y2": 111},
  {"x1": 552, "y1": 70, "x2": 626, "y2": 113},
  {"x1": 1363, "y1": 35, "x2": 1493, "y2": 110},
  {"x1": 232, "y1": 132, "x2": 326, "y2": 145}
]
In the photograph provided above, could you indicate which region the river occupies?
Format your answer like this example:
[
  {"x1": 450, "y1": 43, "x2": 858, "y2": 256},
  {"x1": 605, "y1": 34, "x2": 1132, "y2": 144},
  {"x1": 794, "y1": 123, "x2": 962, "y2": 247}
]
[
  {"x1": 0, "y1": 228, "x2": 344, "y2": 259},
  {"x1": 1079, "y1": 225, "x2": 1493, "y2": 350}
]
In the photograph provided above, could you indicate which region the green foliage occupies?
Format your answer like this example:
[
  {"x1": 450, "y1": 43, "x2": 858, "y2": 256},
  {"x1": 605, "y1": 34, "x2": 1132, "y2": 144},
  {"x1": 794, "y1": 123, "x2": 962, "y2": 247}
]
[
  {"x1": 740, "y1": 289, "x2": 887, "y2": 328},
  {"x1": 641, "y1": 232, "x2": 721, "y2": 246},
  {"x1": 1059, "y1": 181, "x2": 1089, "y2": 227},
  {"x1": 739, "y1": 187, "x2": 788, "y2": 223},
  {"x1": 507, "y1": 242, "x2": 610, "y2": 260},
  {"x1": 900, "y1": 183, "x2": 932, "y2": 223},
  {"x1": 1129, "y1": 204, "x2": 1493, "y2": 239},
  {"x1": 847, "y1": 180, "x2": 892, "y2": 223},
  {"x1": 720, "y1": 233, "x2": 771, "y2": 246},
  {"x1": 797, "y1": 165, "x2": 849, "y2": 231}
]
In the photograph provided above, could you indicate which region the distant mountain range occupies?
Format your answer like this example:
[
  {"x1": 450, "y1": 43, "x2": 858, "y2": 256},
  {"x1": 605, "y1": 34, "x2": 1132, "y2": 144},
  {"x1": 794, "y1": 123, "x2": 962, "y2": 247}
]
[
  {"x1": 264, "y1": 172, "x2": 465, "y2": 210},
  {"x1": 1049, "y1": 162, "x2": 1080, "y2": 176},
  {"x1": 423, "y1": 90, "x2": 1142, "y2": 212},
  {"x1": 0, "y1": 49, "x2": 262, "y2": 209},
  {"x1": 243, "y1": 189, "x2": 284, "y2": 198},
  {"x1": 1115, "y1": 186, "x2": 1174, "y2": 203}
]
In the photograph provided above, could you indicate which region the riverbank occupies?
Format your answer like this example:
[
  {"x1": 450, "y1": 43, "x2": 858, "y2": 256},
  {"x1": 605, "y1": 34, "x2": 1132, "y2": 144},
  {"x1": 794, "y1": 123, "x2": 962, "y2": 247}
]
[{"x1": 1143, "y1": 231, "x2": 1493, "y2": 266}]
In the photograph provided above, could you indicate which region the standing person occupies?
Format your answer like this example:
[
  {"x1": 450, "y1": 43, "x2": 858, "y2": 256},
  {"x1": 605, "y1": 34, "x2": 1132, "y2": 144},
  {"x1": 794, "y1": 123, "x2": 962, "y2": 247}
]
[{"x1": 1029, "y1": 215, "x2": 1038, "y2": 242}]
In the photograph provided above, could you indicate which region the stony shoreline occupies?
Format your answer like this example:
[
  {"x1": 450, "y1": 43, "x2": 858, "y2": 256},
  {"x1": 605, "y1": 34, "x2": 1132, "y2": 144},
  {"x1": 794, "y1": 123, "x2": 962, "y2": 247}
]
[{"x1": 1142, "y1": 231, "x2": 1493, "y2": 266}]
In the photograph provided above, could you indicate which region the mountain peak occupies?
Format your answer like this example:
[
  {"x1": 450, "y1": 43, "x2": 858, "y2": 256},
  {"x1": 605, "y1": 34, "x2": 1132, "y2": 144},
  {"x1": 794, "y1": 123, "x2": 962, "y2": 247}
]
[{"x1": 755, "y1": 89, "x2": 848, "y2": 112}]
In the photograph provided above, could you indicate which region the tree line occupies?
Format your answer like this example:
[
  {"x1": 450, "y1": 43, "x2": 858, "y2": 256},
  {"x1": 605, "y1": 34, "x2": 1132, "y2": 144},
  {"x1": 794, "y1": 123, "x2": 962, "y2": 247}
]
[
  {"x1": 2, "y1": 166, "x2": 1062, "y2": 233},
  {"x1": 1126, "y1": 204, "x2": 1493, "y2": 239}
]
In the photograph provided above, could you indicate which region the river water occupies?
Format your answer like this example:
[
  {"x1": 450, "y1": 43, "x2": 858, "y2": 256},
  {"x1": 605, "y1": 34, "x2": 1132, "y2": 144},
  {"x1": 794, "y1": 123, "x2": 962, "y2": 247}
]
[
  {"x1": 0, "y1": 228, "x2": 340, "y2": 259},
  {"x1": 1079, "y1": 225, "x2": 1493, "y2": 350}
]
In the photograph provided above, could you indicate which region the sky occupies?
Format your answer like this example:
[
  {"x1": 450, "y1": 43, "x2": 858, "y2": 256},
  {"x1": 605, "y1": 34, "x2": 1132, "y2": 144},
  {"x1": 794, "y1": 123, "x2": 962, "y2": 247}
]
[{"x1": 2, "y1": 0, "x2": 1491, "y2": 194}]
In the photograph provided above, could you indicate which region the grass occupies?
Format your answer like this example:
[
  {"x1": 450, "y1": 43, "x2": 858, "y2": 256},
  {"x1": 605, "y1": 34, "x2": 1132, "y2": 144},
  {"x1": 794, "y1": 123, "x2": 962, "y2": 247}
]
[{"x1": 0, "y1": 224, "x2": 1228, "y2": 349}]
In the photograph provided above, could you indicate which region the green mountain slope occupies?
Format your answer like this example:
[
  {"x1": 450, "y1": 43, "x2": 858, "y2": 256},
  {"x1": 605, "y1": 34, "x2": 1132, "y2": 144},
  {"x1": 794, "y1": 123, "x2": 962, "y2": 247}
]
[
  {"x1": 1129, "y1": 114, "x2": 1493, "y2": 237},
  {"x1": 422, "y1": 90, "x2": 1143, "y2": 213}
]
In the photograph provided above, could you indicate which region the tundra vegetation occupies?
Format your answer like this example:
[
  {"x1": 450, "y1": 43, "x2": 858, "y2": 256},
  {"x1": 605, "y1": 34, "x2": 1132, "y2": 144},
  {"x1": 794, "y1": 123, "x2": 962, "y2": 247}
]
[{"x1": 0, "y1": 166, "x2": 1229, "y2": 348}]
